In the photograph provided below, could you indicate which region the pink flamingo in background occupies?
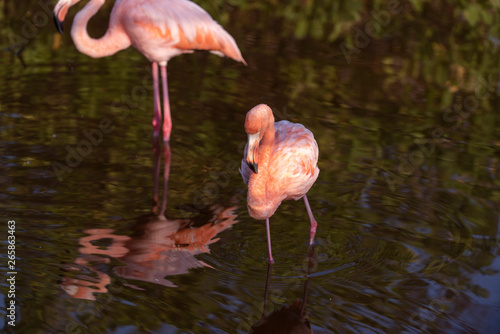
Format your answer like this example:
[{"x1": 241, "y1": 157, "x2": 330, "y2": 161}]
[
  {"x1": 240, "y1": 104, "x2": 319, "y2": 263},
  {"x1": 53, "y1": 0, "x2": 246, "y2": 142}
]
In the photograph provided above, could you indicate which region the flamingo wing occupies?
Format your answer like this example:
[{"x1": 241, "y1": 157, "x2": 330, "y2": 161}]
[
  {"x1": 119, "y1": 0, "x2": 245, "y2": 63},
  {"x1": 268, "y1": 121, "x2": 319, "y2": 201}
]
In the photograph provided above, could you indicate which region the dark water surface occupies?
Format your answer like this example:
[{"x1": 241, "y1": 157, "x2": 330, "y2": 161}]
[{"x1": 1, "y1": 1, "x2": 500, "y2": 333}]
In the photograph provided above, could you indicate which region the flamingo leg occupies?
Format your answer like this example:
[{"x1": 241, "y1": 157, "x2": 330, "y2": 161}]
[
  {"x1": 261, "y1": 261, "x2": 273, "y2": 321},
  {"x1": 265, "y1": 218, "x2": 274, "y2": 264},
  {"x1": 152, "y1": 140, "x2": 161, "y2": 215},
  {"x1": 152, "y1": 62, "x2": 162, "y2": 141},
  {"x1": 159, "y1": 143, "x2": 171, "y2": 216},
  {"x1": 303, "y1": 195, "x2": 317, "y2": 245},
  {"x1": 160, "y1": 64, "x2": 172, "y2": 142}
]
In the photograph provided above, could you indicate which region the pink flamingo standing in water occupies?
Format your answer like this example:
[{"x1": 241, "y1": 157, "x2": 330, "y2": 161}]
[
  {"x1": 53, "y1": 0, "x2": 246, "y2": 142},
  {"x1": 240, "y1": 104, "x2": 319, "y2": 263}
]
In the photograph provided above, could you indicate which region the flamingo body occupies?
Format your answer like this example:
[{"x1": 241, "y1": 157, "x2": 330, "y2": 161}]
[
  {"x1": 118, "y1": 0, "x2": 244, "y2": 64},
  {"x1": 241, "y1": 121, "x2": 319, "y2": 219},
  {"x1": 54, "y1": 0, "x2": 245, "y2": 141},
  {"x1": 240, "y1": 104, "x2": 319, "y2": 262}
]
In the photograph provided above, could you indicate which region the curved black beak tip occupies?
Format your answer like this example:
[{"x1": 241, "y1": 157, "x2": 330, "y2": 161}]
[
  {"x1": 247, "y1": 162, "x2": 258, "y2": 174},
  {"x1": 54, "y1": 14, "x2": 64, "y2": 34}
]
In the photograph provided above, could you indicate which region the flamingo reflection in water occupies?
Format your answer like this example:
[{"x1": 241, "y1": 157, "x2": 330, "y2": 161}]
[
  {"x1": 60, "y1": 145, "x2": 238, "y2": 299},
  {"x1": 250, "y1": 246, "x2": 316, "y2": 334}
]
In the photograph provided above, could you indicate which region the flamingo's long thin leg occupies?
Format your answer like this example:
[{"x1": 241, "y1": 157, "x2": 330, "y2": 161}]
[
  {"x1": 159, "y1": 143, "x2": 171, "y2": 216},
  {"x1": 265, "y1": 218, "x2": 274, "y2": 264},
  {"x1": 152, "y1": 140, "x2": 161, "y2": 215},
  {"x1": 160, "y1": 64, "x2": 172, "y2": 142},
  {"x1": 152, "y1": 62, "x2": 162, "y2": 141},
  {"x1": 261, "y1": 262, "x2": 273, "y2": 321},
  {"x1": 303, "y1": 194, "x2": 317, "y2": 245}
]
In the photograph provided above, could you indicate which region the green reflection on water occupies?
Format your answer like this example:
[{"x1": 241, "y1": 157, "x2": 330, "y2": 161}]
[{"x1": 0, "y1": 0, "x2": 499, "y2": 333}]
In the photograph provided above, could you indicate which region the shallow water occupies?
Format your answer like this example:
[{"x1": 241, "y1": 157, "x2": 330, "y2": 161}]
[{"x1": 1, "y1": 1, "x2": 500, "y2": 333}]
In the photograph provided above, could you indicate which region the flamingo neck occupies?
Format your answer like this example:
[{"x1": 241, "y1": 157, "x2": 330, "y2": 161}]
[
  {"x1": 71, "y1": 0, "x2": 130, "y2": 58},
  {"x1": 258, "y1": 120, "x2": 275, "y2": 173},
  {"x1": 247, "y1": 117, "x2": 280, "y2": 219}
]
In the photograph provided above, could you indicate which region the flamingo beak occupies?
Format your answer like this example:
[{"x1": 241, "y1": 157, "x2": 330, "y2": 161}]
[
  {"x1": 246, "y1": 133, "x2": 260, "y2": 174},
  {"x1": 54, "y1": 14, "x2": 64, "y2": 34},
  {"x1": 53, "y1": 1, "x2": 69, "y2": 34}
]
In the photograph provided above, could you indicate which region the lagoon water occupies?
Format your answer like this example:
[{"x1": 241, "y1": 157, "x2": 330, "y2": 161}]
[{"x1": 1, "y1": 1, "x2": 499, "y2": 333}]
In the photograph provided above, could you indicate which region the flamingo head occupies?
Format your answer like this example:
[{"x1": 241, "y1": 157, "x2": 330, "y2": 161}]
[
  {"x1": 53, "y1": 0, "x2": 82, "y2": 34},
  {"x1": 244, "y1": 104, "x2": 273, "y2": 174}
]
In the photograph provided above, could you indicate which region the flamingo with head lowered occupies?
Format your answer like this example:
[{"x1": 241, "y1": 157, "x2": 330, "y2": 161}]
[
  {"x1": 53, "y1": 0, "x2": 246, "y2": 142},
  {"x1": 240, "y1": 104, "x2": 320, "y2": 263}
]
